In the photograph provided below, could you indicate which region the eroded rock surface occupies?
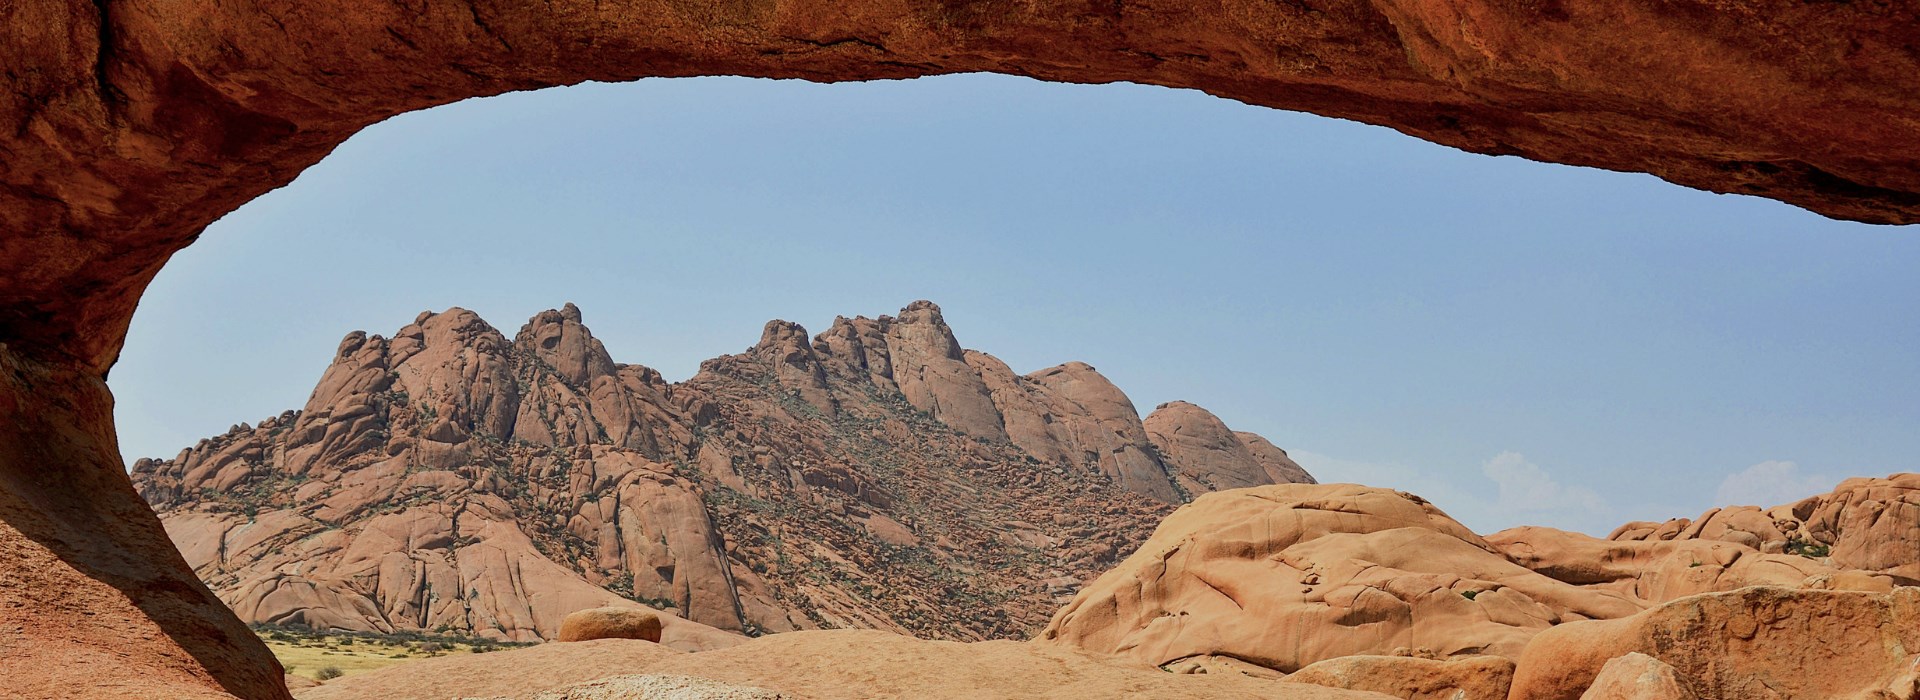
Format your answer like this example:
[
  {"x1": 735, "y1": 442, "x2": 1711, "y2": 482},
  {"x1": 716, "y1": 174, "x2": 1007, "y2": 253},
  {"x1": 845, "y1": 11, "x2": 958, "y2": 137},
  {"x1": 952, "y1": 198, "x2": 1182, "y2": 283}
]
[
  {"x1": 7, "y1": 0, "x2": 1920, "y2": 380},
  {"x1": 1510, "y1": 587, "x2": 1920, "y2": 700},
  {"x1": 1146, "y1": 400, "x2": 1318, "y2": 493},
  {"x1": 1038, "y1": 484, "x2": 1643, "y2": 672},
  {"x1": 1606, "y1": 474, "x2": 1920, "y2": 582},
  {"x1": 1576, "y1": 653, "x2": 1696, "y2": 700},
  {"x1": 557, "y1": 608, "x2": 664, "y2": 644},
  {"x1": 5, "y1": 3, "x2": 1920, "y2": 697},
  {"x1": 132, "y1": 302, "x2": 1314, "y2": 643},
  {"x1": 1041, "y1": 479, "x2": 1920, "y2": 686},
  {"x1": 1286, "y1": 654, "x2": 1515, "y2": 700}
]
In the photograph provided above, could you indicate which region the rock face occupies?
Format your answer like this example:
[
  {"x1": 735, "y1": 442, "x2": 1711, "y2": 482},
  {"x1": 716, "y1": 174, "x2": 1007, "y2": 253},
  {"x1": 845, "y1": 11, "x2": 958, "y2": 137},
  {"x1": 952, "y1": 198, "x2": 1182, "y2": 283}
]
[
  {"x1": 131, "y1": 301, "x2": 1315, "y2": 643},
  {"x1": 7, "y1": 0, "x2": 1920, "y2": 379},
  {"x1": 1041, "y1": 479, "x2": 1920, "y2": 685},
  {"x1": 1605, "y1": 473, "x2": 1920, "y2": 582},
  {"x1": 1510, "y1": 587, "x2": 1920, "y2": 700},
  {"x1": 1039, "y1": 484, "x2": 1643, "y2": 672},
  {"x1": 1576, "y1": 653, "x2": 1696, "y2": 700},
  {"x1": 0, "y1": 350, "x2": 293, "y2": 700},
  {"x1": 1486, "y1": 475, "x2": 1920, "y2": 610},
  {"x1": 1145, "y1": 401, "x2": 1318, "y2": 493},
  {"x1": 1285, "y1": 655, "x2": 1515, "y2": 700}
]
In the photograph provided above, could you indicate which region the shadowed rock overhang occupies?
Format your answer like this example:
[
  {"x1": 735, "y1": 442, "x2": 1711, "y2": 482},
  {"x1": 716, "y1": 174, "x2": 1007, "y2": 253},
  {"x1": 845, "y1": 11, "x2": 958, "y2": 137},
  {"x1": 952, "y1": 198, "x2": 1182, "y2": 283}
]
[{"x1": 3, "y1": 0, "x2": 1919, "y2": 371}]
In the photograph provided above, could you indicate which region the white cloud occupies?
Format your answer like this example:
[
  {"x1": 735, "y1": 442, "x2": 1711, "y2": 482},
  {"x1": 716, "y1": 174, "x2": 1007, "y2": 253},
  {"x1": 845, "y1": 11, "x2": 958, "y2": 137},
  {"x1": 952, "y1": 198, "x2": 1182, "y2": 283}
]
[
  {"x1": 1292, "y1": 450, "x2": 1487, "y2": 515},
  {"x1": 1481, "y1": 451, "x2": 1607, "y2": 514},
  {"x1": 1289, "y1": 449, "x2": 1614, "y2": 536},
  {"x1": 1713, "y1": 460, "x2": 1836, "y2": 508}
]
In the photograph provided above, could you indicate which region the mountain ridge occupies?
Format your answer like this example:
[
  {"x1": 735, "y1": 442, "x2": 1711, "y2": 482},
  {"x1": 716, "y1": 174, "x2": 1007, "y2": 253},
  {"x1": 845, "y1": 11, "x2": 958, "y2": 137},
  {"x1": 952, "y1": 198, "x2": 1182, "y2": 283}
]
[{"x1": 132, "y1": 301, "x2": 1316, "y2": 642}]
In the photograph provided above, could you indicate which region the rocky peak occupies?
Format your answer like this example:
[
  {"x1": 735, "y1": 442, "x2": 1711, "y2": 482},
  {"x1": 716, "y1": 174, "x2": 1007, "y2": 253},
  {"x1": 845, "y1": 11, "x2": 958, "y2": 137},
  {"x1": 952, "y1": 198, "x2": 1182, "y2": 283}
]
[
  {"x1": 1233, "y1": 431, "x2": 1316, "y2": 485},
  {"x1": 750, "y1": 320, "x2": 836, "y2": 413},
  {"x1": 813, "y1": 315, "x2": 897, "y2": 391},
  {"x1": 883, "y1": 301, "x2": 1008, "y2": 442},
  {"x1": 135, "y1": 300, "x2": 1317, "y2": 644},
  {"x1": 1145, "y1": 400, "x2": 1286, "y2": 492},
  {"x1": 1021, "y1": 362, "x2": 1183, "y2": 503},
  {"x1": 516, "y1": 304, "x2": 617, "y2": 386},
  {"x1": 390, "y1": 308, "x2": 520, "y2": 442},
  {"x1": 888, "y1": 300, "x2": 964, "y2": 362}
]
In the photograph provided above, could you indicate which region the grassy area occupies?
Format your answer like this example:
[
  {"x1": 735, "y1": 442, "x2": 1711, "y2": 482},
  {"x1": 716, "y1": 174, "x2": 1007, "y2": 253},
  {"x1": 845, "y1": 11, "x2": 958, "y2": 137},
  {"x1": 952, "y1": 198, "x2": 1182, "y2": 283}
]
[{"x1": 254, "y1": 626, "x2": 526, "y2": 681}]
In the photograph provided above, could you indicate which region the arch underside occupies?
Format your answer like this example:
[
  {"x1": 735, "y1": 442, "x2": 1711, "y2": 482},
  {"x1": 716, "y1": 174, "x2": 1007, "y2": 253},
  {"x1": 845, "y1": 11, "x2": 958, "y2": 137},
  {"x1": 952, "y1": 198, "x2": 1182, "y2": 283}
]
[{"x1": 0, "y1": 0, "x2": 1915, "y2": 697}]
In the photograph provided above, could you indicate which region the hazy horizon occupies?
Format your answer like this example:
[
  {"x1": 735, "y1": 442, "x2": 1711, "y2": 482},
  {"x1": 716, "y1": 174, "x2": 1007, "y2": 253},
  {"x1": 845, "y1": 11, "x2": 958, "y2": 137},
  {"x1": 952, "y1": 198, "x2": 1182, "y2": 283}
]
[{"x1": 112, "y1": 73, "x2": 1920, "y2": 537}]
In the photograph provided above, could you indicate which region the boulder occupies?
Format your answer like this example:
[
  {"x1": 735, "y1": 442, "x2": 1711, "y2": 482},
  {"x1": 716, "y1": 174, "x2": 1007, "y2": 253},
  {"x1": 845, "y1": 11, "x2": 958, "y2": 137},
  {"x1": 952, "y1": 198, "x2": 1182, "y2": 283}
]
[
  {"x1": 1039, "y1": 484, "x2": 1641, "y2": 673},
  {"x1": 1286, "y1": 654, "x2": 1515, "y2": 700},
  {"x1": 1509, "y1": 587, "x2": 1920, "y2": 700},
  {"x1": 558, "y1": 608, "x2": 664, "y2": 643},
  {"x1": 1576, "y1": 653, "x2": 1696, "y2": 700}
]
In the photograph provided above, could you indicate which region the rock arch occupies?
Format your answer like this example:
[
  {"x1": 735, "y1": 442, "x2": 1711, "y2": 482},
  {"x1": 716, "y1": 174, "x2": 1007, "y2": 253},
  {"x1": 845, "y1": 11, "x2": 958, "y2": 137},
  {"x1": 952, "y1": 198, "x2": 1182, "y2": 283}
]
[{"x1": 1, "y1": 1, "x2": 1916, "y2": 697}]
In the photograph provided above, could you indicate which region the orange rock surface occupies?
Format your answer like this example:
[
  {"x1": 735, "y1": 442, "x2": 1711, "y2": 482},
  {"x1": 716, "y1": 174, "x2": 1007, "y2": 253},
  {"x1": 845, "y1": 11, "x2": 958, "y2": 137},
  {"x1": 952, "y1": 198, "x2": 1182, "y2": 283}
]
[
  {"x1": 1285, "y1": 654, "x2": 1515, "y2": 700},
  {"x1": 1509, "y1": 587, "x2": 1920, "y2": 700},
  {"x1": 1575, "y1": 653, "x2": 1696, "y2": 700},
  {"x1": 1042, "y1": 479, "x2": 1920, "y2": 697},
  {"x1": 1608, "y1": 474, "x2": 1920, "y2": 582},
  {"x1": 556, "y1": 608, "x2": 664, "y2": 644},
  {"x1": 1038, "y1": 484, "x2": 1644, "y2": 671}
]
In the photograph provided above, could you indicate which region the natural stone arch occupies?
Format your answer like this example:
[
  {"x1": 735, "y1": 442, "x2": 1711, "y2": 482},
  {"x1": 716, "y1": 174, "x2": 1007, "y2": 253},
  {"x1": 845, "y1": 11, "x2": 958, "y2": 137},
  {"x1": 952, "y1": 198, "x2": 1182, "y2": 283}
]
[{"x1": 0, "y1": 1, "x2": 1915, "y2": 697}]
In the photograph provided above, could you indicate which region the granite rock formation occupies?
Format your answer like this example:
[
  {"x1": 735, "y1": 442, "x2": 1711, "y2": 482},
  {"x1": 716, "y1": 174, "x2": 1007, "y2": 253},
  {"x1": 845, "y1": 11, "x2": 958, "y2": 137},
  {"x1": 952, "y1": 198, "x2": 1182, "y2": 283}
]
[
  {"x1": 1041, "y1": 477, "x2": 1920, "y2": 690},
  {"x1": 131, "y1": 301, "x2": 1314, "y2": 643},
  {"x1": 1510, "y1": 587, "x2": 1920, "y2": 700},
  {"x1": 1038, "y1": 484, "x2": 1644, "y2": 671},
  {"x1": 1605, "y1": 473, "x2": 1920, "y2": 582},
  {"x1": 5, "y1": 2, "x2": 1919, "y2": 696}
]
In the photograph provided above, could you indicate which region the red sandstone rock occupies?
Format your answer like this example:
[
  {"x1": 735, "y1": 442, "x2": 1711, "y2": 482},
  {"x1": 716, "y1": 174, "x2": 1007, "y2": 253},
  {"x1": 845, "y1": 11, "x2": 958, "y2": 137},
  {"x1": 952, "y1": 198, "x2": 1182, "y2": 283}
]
[{"x1": 1042, "y1": 479, "x2": 1920, "y2": 687}]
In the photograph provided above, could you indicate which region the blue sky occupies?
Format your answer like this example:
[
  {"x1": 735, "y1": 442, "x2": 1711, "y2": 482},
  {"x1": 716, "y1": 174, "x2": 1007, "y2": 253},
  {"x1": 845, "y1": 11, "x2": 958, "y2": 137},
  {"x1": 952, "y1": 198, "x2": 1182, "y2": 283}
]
[{"x1": 111, "y1": 74, "x2": 1920, "y2": 536}]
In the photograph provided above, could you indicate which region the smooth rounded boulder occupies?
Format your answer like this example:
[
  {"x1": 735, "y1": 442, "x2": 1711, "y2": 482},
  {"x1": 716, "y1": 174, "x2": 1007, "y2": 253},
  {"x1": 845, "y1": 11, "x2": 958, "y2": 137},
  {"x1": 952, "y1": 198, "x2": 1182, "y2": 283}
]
[
  {"x1": 558, "y1": 608, "x2": 664, "y2": 644},
  {"x1": 1286, "y1": 654, "x2": 1515, "y2": 700},
  {"x1": 1039, "y1": 484, "x2": 1642, "y2": 673}
]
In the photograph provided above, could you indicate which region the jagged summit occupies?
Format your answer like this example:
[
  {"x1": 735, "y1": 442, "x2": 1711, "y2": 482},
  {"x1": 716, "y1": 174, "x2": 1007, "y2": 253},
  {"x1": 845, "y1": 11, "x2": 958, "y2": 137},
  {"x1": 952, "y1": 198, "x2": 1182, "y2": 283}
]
[{"x1": 132, "y1": 301, "x2": 1314, "y2": 642}]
